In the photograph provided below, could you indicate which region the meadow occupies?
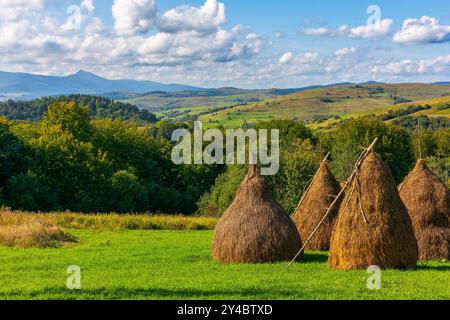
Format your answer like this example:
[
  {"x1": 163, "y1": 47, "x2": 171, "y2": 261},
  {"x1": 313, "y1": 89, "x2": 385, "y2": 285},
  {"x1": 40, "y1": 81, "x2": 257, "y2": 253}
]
[
  {"x1": 123, "y1": 90, "x2": 274, "y2": 122},
  {"x1": 0, "y1": 213, "x2": 448, "y2": 300},
  {"x1": 200, "y1": 84, "x2": 450, "y2": 128}
]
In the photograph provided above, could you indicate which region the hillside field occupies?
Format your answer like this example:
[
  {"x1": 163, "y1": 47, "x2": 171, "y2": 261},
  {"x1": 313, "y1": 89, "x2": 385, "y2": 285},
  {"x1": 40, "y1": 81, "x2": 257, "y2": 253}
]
[
  {"x1": 123, "y1": 89, "x2": 276, "y2": 122},
  {"x1": 197, "y1": 84, "x2": 450, "y2": 128},
  {"x1": 0, "y1": 228, "x2": 449, "y2": 300}
]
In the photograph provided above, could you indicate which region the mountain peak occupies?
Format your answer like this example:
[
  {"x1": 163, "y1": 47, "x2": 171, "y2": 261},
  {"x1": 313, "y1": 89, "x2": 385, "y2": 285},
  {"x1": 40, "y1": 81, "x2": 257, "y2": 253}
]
[{"x1": 70, "y1": 70, "x2": 100, "y2": 78}]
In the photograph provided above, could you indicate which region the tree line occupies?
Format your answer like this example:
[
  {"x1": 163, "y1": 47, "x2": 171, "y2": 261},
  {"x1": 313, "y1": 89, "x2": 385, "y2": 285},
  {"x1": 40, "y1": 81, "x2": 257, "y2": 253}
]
[
  {"x1": 0, "y1": 101, "x2": 221, "y2": 213},
  {"x1": 0, "y1": 100, "x2": 448, "y2": 215},
  {"x1": 0, "y1": 95, "x2": 158, "y2": 124}
]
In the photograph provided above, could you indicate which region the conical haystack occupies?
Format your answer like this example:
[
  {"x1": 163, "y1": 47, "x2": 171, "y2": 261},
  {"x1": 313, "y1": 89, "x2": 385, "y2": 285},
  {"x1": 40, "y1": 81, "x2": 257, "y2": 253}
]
[
  {"x1": 293, "y1": 162, "x2": 342, "y2": 251},
  {"x1": 329, "y1": 151, "x2": 418, "y2": 270},
  {"x1": 399, "y1": 160, "x2": 450, "y2": 260},
  {"x1": 212, "y1": 165, "x2": 302, "y2": 263}
]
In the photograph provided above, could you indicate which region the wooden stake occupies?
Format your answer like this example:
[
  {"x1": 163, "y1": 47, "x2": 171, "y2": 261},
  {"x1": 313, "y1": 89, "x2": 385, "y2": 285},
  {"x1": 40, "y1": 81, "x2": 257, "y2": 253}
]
[{"x1": 285, "y1": 139, "x2": 378, "y2": 271}]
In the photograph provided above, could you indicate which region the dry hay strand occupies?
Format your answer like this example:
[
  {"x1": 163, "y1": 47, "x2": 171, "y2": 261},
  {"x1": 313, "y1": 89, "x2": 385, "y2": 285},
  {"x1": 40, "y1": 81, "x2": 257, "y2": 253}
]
[
  {"x1": 293, "y1": 162, "x2": 342, "y2": 251},
  {"x1": 212, "y1": 165, "x2": 302, "y2": 263},
  {"x1": 0, "y1": 210, "x2": 75, "y2": 248},
  {"x1": 399, "y1": 159, "x2": 450, "y2": 261},
  {"x1": 329, "y1": 151, "x2": 418, "y2": 270}
]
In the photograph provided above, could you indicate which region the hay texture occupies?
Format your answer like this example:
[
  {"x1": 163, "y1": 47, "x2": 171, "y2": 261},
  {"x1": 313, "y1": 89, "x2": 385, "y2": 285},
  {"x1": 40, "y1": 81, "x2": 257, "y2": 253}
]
[
  {"x1": 329, "y1": 151, "x2": 418, "y2": 270},
  {"x1": 212, "y1": 165, "x2": 302, "y2": 263},
  {"x1": 399, "y1": 159, "x2": 450, "y2": 260},
  {"x1": 293, "y1": 162, "x2": 342, "y2": 251}
]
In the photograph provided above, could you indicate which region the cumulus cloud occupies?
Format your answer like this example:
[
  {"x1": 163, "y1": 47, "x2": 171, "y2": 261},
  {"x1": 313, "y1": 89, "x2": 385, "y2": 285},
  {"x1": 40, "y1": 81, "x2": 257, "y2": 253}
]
[
  {"x1": 2, "y1": 1, "x2": 449, "y2": 88},
  {"x1": 303, "y1": 27, "x2": 331, "y2": 37},
  {"x1": 393, "y1": 16, "x2": 450, "y2": 44},
  {"x1": 159, "y1": 0, "x2": 226, "y2": 34},
  {"x1": 303, "y1": 19, "x2": 393, "y2": 39},
  {"x1": 334, "y1": 47, "x2": 357, "y2": 59},
  {"x1": 0, "y1": 0, "x2": 264, "y2": 87},
  {"x1": 81, "y1": 0, "x2": 95, "y2": 14},
  {"x1": 371, "y1": 54, "x2": 450, "y2": 74},
  {"x1": 112, "y1": 0, "x2": 157, "y2": 35},
  {"x1": 279, "y1": 52, "x2": 293, "y2": 64}
]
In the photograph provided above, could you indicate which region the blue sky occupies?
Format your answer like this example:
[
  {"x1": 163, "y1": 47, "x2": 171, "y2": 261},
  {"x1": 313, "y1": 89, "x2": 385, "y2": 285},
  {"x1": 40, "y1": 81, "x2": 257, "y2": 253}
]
[{"x1": 0, "y1": 0, "x2": 449, "y2": 88}]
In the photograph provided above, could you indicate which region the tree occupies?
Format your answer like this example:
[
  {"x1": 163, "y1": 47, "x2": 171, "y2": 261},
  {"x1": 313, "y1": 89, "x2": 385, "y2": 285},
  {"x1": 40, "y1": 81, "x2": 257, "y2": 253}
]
[
  {"x1": 109, "y1": 171, "x2": 149, "y2": 213},
  {"x1": 330, "y1": 117, "x2": 414, "y2": 182},
  {"x1": 5, "y1": 172, "x2": 56, "y2": 211},
  {"x1": 30, "y1": 124, "x2": 112, "y2": 212},
  {"x1": 41, "y1": 101, "x2": 93, "y2": 141},
  {"x1": 0, "y1": 117, "x2": 26, "y2": 204}
]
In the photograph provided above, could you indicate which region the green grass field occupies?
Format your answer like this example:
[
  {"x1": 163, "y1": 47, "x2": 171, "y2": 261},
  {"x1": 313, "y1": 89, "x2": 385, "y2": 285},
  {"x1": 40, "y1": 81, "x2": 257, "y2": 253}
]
[
  {"x1": 200, "y1": 84, "x2": 450, "y2": 128},
  {"x1": 1, "y1": 229, "x2": 448, "y2": 300}
]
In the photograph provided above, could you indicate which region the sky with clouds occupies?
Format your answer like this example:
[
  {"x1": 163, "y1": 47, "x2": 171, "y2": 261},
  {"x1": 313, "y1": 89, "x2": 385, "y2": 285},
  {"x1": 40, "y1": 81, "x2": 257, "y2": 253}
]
[{"x1": 1, "y1": 0, "x2": 449, "y2": 88}]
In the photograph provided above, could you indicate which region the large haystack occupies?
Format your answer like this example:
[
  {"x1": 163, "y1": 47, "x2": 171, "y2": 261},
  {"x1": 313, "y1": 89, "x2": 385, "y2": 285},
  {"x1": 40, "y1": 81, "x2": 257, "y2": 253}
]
[
  {"x1": 293, "y1": 162, "x2": 342, "y2": 251},
  {"x1": 329, "y1": 151, "x2": 418, "y2": 270},
  {"x1": 399, "y1": 159, "x2": 450, "y2": 260},
  {"x1": 212, "y1": 165, "x2": 302, "y2": 263}
]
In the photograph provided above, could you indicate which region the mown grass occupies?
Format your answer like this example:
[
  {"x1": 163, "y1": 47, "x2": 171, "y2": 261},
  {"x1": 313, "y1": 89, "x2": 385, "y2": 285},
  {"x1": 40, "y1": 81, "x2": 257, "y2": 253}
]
[{"x1": 0, "y1": 229, "x2": 448, "y2": 300}]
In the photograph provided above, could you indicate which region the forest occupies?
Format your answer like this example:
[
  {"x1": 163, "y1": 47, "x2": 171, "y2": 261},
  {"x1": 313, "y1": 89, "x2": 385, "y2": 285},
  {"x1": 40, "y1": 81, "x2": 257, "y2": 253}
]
[
  {"x1": 0, "y1": 100, "x2": 448, "y2": 215},
  {"x1": 0, "y1": 95, "x2": 158, "y2": 124}
]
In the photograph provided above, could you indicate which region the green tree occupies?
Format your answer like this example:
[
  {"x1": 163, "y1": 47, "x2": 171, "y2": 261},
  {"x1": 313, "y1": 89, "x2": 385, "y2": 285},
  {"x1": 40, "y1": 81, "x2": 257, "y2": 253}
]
[
  {"x1": 41, "y1": 101, "x2": 93, "y2": 141},
  {"x1": 30, "y1": 124, "x2": 112, "y2": 212},
  {"x1": 5, "y1": 172, "x2": 56, "y2": 211},
  {"x1": 331, "y1": 117, "x2": 414, "y2": 182},
  {"x1": 109, "y1": 171, "x2": 149, "y2": 213},
  {"x1": 0, "y1": 117, "x2": 26, "y2": 203}
]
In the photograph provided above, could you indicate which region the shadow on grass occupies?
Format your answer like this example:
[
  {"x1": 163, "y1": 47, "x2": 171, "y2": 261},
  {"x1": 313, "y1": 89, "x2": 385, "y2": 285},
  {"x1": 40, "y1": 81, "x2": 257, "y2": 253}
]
[
  {"x1": 301, "y1": 252, "x2": 328, "y2": 264},
  {"x1": 417, "y1": 264, "x2": 450, "y2": 271}
]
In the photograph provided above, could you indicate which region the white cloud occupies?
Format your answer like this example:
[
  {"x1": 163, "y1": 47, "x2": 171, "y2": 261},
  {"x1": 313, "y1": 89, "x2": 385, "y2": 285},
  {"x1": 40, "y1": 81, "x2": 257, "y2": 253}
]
[
  {"x1": 334, "y1": 47, "x2": 357, "y2": 59},
  {"x1": 372, "y1": 54, "x2": 450, "y2": 74},
  {"x1": 1, "y1": 1, "x2": 449, "y2": 88},
  {"x1": 279, "y1": 52, "x2": 293, "y2": 64},
  {"x1": 393, "y1": 16, "x2": 450, "y2": 44},
  {"x1": 112, "y1": 0, "x2": 157, "y2": 35},
  {"x1": 158, "y1": 0, "x2": 226, "y2": 34},
  {"x1": 303, "y1": 19, "x2": 393, "y2": 39},
  {"x1": 348, "y1": 20, "x2": 393, "y2": 38},
  {"x1": 303, "y1": 27, "x2": 331, "y2": 37},
  {"x1": 81, "y1": 0, "x2": 95, "y2": 14},
  {"x1": 0, "y1": 0, "x2": 263, "y2": 88}
]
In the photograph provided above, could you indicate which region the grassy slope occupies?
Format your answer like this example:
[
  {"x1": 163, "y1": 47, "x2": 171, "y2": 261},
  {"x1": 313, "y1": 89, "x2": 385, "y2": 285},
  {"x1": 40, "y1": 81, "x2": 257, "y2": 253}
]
[
  {"x1": 124, "y1": 91, "x2": 275, "y2": 122},
  {"x1": 0, "y1": 230, "x2": 448, "y2": 300},
  {"x1": 200, "y1": 84, "x2": 450, "y2": 128}
]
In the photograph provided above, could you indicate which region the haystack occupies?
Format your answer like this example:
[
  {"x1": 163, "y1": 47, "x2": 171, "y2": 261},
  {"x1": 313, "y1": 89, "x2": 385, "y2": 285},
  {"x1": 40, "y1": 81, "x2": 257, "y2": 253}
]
[
  {"x1": 329, "y1": 151, "x2": 418, "y2": 270},
  {"x1": 293, "y1": 161, "x2": 342, "y2": 251},
  {"x1": 212, "y1": 165, "x2": 302, "y2": 263},
  {"x1": 399, "y1": 159, "x2": 450, "y2": 260}
]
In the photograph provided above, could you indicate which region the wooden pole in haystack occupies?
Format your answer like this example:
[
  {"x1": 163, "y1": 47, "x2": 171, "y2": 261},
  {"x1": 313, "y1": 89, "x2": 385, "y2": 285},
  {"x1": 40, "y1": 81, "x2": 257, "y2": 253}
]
[{"x1": 285, "y1": 138, "x2": 378, "y2": 271}]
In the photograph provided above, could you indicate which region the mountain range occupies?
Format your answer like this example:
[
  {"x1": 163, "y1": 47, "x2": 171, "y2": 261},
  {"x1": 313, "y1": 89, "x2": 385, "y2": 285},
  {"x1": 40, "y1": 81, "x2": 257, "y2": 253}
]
[
  {"x1": 0, "y1": 70, "x2": 203, "y2": 101},
  {"x1": 1, "y1": 69, "x2": 449, "y2": 102}
]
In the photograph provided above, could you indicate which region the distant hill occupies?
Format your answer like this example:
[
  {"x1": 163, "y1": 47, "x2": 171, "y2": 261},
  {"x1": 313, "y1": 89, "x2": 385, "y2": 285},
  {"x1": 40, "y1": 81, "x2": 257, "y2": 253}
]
[
  {"x1": 0, "y1": 95, "x2": 158, "y2": 123},
  {"x1": 0, "y1": 70, "x2": 204, "y2": 101},
  {"x1": 200, "y1": 83, "x2": 450, "y2": 129}
]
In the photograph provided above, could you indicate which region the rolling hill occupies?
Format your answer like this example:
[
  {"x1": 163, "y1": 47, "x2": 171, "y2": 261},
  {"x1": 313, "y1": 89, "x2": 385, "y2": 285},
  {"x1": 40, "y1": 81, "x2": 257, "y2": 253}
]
[
  {"x1": 199, "y1": 83, "x2": 450, "y2": 128},
  {"x1": 122, "y1": 82, "x2": 382, "y2": 122},
  {"x1": 124, "y1": 88, "x2": 278, "y2": 122}
]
